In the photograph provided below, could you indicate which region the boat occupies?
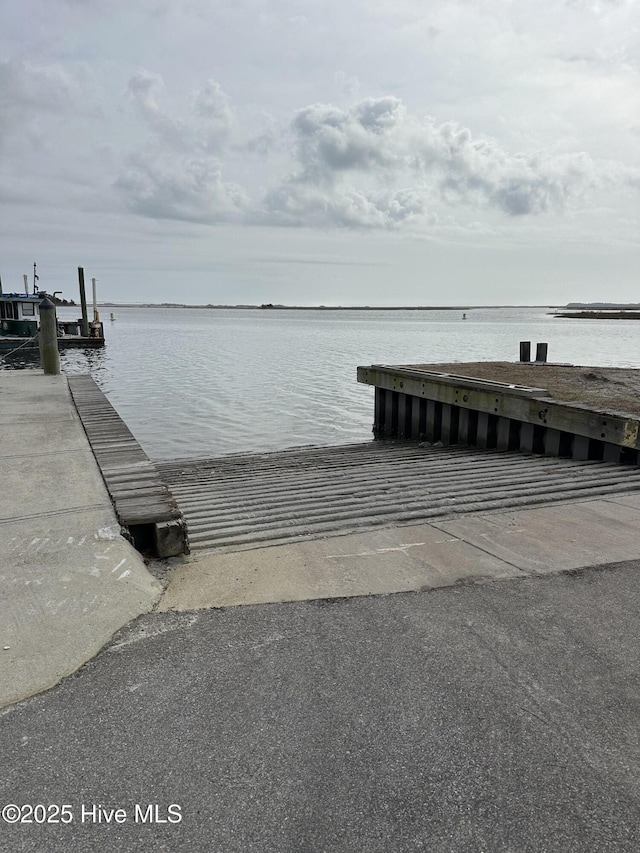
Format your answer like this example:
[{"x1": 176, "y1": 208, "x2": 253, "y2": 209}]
[{"x1": 0, "y1": 291, "x2": 105, "y2": 354}]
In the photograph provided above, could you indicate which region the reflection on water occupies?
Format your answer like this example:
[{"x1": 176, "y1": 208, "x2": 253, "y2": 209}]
[
  {"x1": 1, "y1": 347, "x2": 42, "y2": 370},
  {"x1": 2, "y1": 306, "x2": 639, "y2": 460}
]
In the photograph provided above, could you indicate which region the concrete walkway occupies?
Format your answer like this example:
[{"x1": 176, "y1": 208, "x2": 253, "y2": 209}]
[{"x1": 0, "y1": 371, "x2": 161, "y2": 708}]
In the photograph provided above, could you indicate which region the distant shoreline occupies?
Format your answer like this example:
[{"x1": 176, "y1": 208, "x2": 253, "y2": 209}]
[
  {"x1": 96, "y1": 303, "x2": 551, "y2": 310},
  {"x1": 554, "y1": 311, "x2": 640, "y2": 320}
]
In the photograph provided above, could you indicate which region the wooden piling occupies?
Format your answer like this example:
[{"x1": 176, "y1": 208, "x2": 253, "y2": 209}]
[
  {"x1": 536, "y1": 342, "x2": 548, "y2": 363},
  {"x1": 397, "y1": 393, "x2": 409, "y2": 438},
  {"x1": 458, "y1": 408, "x2": 470, "y2": 445},
  {"x1": 496, "y1": 417, "x2": 511, "y2": 452},
  {"x1": 572, "y1": 435, "x2": 590, "y2": 461},
  {"x1": 519, "y1": 423, "x2": 535, "y2": 453},
  {"x1": 544, "y1": 428, "x2": 562, "y2": 456},
  {"x1": 411, "y1": 396, "x2": 422, "y2": 439},
  {"x1": 78, "y1": 267, "x2": 89, "y2": 337},
  {"x1": 476, "y1": 412, "x2": 490, "y2": 449},
  {"x1": 38, "y1": 297, "x2": 60, "y2": 375},
  {"x1": 440, "y1": 403, "x2": 453, "y2": 445},
  {"x1": 519, "y1": 341, "x2": 531, "y2": 363}
]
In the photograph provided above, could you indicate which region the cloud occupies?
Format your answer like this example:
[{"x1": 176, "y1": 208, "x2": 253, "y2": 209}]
[
  {"x1": 114, "y1": 152, "x2": 249, "y2": 223},
  {"x1": 262, "y1": 96, "x2": 634, "y2": 228},
  {"x1": 117, "y1": 70, "x2": 241, "y2": 222},
  {"x1": 292, "y1": 97, "x2": 406, "y2": 176},
  {"x1": 192, "y1": 79, "x2": 234, "y2": 152},
  {"x1": 127, "y1": 70, "x2": 234, "y2": 154},
  {"x1": 263, "y1": 180, "x2": 433, "y2": 229},
  {"x1": 127, "y1": 69, "x2": 188, "y2": 150},
  {"x1": 0, "y1": 58, "x2": 96, "y2": 148}
]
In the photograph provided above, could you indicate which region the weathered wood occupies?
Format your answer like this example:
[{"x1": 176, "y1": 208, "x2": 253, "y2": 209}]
[
  {"x1": 603, "y1": 443, "x2": 621, "y2": 463},
  {"x1": 535, "y1": 342, "x2": 548, "y2": 363},
  {"x1": 397, "y1": 393, "x2": 408, "y2": 438},
  {"x1": 68, "y1": 375, "x2": 188, "y2": 557},
  {"x1": 425, "y1": 400, "x2": 437, "y2": 442},
  {"x1": 520, "y1": 423, "x2": 535, "y2": 453},
  {"x1": 458, "y1": 408, "x2": 470, "y2": 446},
  {"x1": 357, "y1": 365, "x2": 640, "y2": 451},
  {"x1": 572, "y1": 435, "x2": 590, "y2": 461},
  {"x1": 496, "y1": 417, "x2": 511, "y2": 452},
  {"x1": 519, "y1": 341, "x2": 531, "y2": 363},
  {"x1": 374, "y1": 387, "x2": 385, "y2": 434},
  {"x1": 441, "y1": 404, "x2": 452, "y2": 445},
  {"x1": 384, "y1": 389, "x2": 396, "y2": 436},
  {"x1": 544, "y1": 428, "x2": 561, "y2": 456},
  {"x1": 411, "y1": 396, "x2": 421, "y2": 439},
  {"x1": 476, "y1": 412, "x2": 489, "y2": 449}
]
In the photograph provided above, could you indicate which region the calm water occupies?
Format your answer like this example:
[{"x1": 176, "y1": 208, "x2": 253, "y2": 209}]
[{"x1": 3, "y1": 306, "x2": 639, "y2": 460}]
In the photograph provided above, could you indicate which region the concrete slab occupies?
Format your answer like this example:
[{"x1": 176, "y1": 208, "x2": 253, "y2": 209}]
[
  {"x1": 0, "y1": 514, "x2": 162, "y2": 708},
  {"x1": 0, "y1": 448, "x2": 112, "y2": 519},
  {"x1": 434, "y1": 498, "x2": 640, "y2": 573},
  {"x1": 0, "y1": 375, "x2": 81, "y2": 418},
  {"x1": 0, "y1": 371, "x2": 162, "y2": 708},
  {"x1": 605, "y1": 493, "x2": 640, "y2": 510},
  {"x1": 0, "y1": 418, "x2": 91, "y2": 452},
  {"x1": 159, "y1": 523, "x2": 523, "y2": 610}
]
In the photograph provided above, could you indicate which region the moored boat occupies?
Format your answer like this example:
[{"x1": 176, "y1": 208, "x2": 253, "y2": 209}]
[{"x1": 0, "y1": 291, "x2": 105, "y2": 353}]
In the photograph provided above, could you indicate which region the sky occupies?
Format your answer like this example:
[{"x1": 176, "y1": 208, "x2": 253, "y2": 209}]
[{"x1": 0, "y1": 0, "x2": 638, "y2": 306}]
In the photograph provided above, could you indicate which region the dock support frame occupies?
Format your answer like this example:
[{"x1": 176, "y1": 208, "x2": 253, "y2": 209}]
[{"x1": 361, "y1": 365, "x2": 639, "y2": 465}]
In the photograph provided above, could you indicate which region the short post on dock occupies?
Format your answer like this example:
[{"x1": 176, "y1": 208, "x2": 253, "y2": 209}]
[{"x1": 38, "y1": 297, "x2": 60, "y2": 375}]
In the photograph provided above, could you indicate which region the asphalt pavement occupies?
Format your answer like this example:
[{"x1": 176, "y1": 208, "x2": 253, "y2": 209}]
[{"x1": 1, "y1": 560, "x2": 639, "y2": 853}]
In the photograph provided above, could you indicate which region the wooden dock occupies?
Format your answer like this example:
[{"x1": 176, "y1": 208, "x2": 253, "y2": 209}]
[
  {"x1": 68, "y1": 375, "x2": 188, "y2": 558},
  {"x1": 357, "y1": 363, "x2": 640, "y2": 464}
]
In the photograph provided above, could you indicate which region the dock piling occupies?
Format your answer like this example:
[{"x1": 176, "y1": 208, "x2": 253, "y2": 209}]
[
  {"x1": 536, "y1": 342, "x2": 549, "y2": 364},
  {"x1": 38, "y1": 297, "x2": 60, "y2": 375},
  {"x1": 519, "y1": 341, "x2": 531, "y2": 363},
  {"x1": 78, "y1": 267, "x2": 89, "y2": 338}
]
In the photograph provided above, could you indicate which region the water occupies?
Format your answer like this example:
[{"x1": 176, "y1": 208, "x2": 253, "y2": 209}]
[{"x1": 3, "y1": 306, "x2": 639, "y2": 460}]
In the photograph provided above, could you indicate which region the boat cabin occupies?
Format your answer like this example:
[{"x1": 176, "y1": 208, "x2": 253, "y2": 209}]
[
  {"x1": 0, "y1": 293, "x2": 40, "y2": 337},
  {"x1": 0, "y1": 292, "x2": 105, "y2": 347}
]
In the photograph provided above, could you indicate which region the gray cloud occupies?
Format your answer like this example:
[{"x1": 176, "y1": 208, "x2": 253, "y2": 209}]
[
  {"x1": 262, "y1": 96, "x2": 631, "y2": 228},
  {"x1": 127, "y1": 69, "x2": 188, "y2": 150},
  {"x1": 117, "y1": 71, "x2": 240, "y2": 222},
  {"x1": 292, "y1": 97, "x2": 405, "y2": 177},
  {"x1": 127, "y1": 70, "x2": 234, "y2": 154},
  {"x1": 115, "y1": 78, "x2": 637, "y2": 229},
  {"x1": 0, "y1": 59, "x2": 95, "y2": 148},
  {"x1": 114, "y1": 152, "x2": 249, "y2": 223},
  {"x1": 192, "y1": 79, "x2": 234, "y2": 153}
]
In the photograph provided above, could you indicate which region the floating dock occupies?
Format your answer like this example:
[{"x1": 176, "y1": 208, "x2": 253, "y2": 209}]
[{"x1": 357, "y1": 362, "x2": 640, "y2": 465}]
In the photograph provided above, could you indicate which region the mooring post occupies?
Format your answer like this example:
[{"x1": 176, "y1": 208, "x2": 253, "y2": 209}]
[
  {"x1": 91, "y1": 277, "x2": 99, "y2": 322},
  {"x1": 38, "y1": 297, "x2": 60, "y2": 375},
  {"x1": 535, "y1": 342, "x2": 548, "y2": 363},
  {"x1": 78, "y1": 267, "x2": 89, "y2": 337},
  {"x1": 519, "y1": 341, "x2": 531, "y2": 363}
]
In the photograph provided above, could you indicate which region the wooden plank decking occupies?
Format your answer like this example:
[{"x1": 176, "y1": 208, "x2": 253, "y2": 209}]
[{"x1": 67, "y1": 375, "x2": 188, "y2": 557}]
